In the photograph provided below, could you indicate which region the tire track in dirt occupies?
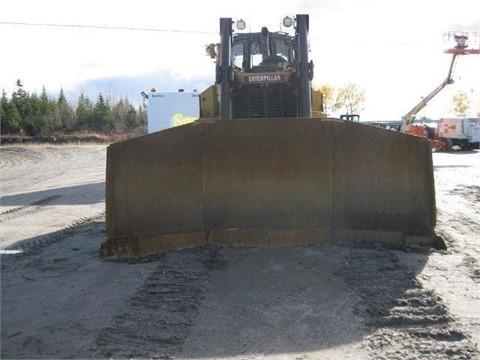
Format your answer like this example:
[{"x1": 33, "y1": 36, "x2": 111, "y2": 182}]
[
  {"x1": 0, "y1": 146, "x2": 106, "y2": 250},
  {"x1": 450, "y1": 184, "x2": 480, "y2": 204},
  {"x1": 0, "y1": 212, "x2": 105, "y2": 262},
  {"x1": 0, "y1": 146, "x2": 105, "y2": 196},
  {"x1": 437, "y1": 185, "x2": 480, "y2": 286},
  {"x1": 0, "y1": 147, "x2": 47, "y2": 167},
  {"x1": 94, "y1": 248, "x2": 212, "y2": 359},
  {"x1": 0, "y1": 195, "x2": 63, "y2": 222},
  {"x1": 176, "y1": 246, "x2": 369, "y2": 359},
  {"x1": 1, "y1": 215, "x2": 160, "y2": 359},
  {"x1": 423, "y1": 151, "x2": 480, "y2": 355},
  {"x1": 93, "y1": 246, "x2": 366, "y2": 359},
  {"x1": 339, "y1": 248, "x2": 478, "y2": 359},
  {"x1": 94, "y1": 244, "x2": 479, "y2": 359}
]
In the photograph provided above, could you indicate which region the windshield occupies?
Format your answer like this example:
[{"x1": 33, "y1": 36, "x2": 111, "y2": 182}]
[
  {"x1": 250, "y1": 40, "x2": 262, "y2": 67},
  {"x1": 273, "y1": 37, "x2": 291, "y2": 62},
  {"x1": 232, "y1": 42, "x2": 244, "y2": 68},
  {"x1": 231, "y1": 33, "x2": 293, "y2": 70}
]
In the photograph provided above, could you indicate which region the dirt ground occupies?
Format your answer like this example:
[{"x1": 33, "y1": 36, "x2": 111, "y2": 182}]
[{"x1": 1, "y1": 145, "x2": 479, "y2": 359}]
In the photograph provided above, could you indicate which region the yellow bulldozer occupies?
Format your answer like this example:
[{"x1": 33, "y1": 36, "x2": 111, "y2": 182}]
[{"x1": 100, "y1": 15, "x2": 444, "y2": 258}]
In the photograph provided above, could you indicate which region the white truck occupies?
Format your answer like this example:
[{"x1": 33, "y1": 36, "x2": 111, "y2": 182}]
[
  {"x1": 145, "y1": 89, "x2": 200, "y2": 133},
  {"x1": 438, "y1": 117, "x2": 480, "y2": 150}
]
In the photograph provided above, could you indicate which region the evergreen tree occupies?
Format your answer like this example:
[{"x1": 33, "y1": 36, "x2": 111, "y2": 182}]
[
  {"x1": 29, "y1": 92, "x2": 45, "y2": 134},
  {"x1": 76, "y1": 93, "x2": 94, "y2": 131},
  {"x1": 136, "y1": 99, "x2": 148, "y2": 134},
  {"x1": 0, "y1": 90, "x2": 5, "y2": 122},
  {"x1": 39, "y1": 87, "x2": 50, "y2": 115},
  {"x1": 11, "y1": 86, "x2": 34, "y2": 134},
  {"x1": 93, "y1": 93, "x2": 112, "y2": 132},
  {"x1": 39, "y1": 88, "x2": 60, "y2": 134},
  {"x1": 1, "y1": 91, "x2": 21, "y2": 134},
  {"x1": 11, "y1": 86, "x2": 28, "y2": 119},
  {"x1": 58, "y1": 88, "x2": 75, "y2": 131},
  {"x1": 2, "y1": 86, "x2": 145, "y2": 137},
  {"x1": 126, "y1": 103, "x2": 137, "y2": 129},
  {"x1": 112, "y1": 97, "x2": 138, "y2": 133}
]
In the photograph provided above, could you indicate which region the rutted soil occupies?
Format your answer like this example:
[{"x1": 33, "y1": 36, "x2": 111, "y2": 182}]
[
  {"x1": 1, "y1": 146, "x2": 479, "y2": 359},
  {"x1": 0, "y1": 146, "x2": 105, "y2": 249}
]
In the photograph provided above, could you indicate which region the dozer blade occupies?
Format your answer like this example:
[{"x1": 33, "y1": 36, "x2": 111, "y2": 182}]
[{"x1": 100, "y1": 118, "x2": 444, "y2": 258}]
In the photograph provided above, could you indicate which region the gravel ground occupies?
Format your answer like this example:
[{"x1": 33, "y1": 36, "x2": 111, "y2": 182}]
[{"x1": 1, "y1": 145, "x2": 479, "y2": 359}]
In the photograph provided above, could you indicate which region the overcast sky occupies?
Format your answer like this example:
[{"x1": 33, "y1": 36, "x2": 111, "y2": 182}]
[{"x1": 1, "y1": 0, "x2": 479, "y2": 120}]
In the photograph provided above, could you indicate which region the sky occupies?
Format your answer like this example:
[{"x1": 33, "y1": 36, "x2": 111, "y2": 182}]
[{"x1": 1, "y1": 0, "x2": 479, "y2": 121}]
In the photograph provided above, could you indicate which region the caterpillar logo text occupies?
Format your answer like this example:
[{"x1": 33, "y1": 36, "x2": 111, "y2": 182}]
[{"x1": 245, "y1": 74, "x2": 284, "y2": 83}]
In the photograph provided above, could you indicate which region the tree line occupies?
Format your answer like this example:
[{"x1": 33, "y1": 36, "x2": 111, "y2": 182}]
[
  {"x1": 2, "y1": 82, "x2": 477, "y2": 137},
  {"x1": 1, "y1": 86, "x2": 147, "y2": 136}
]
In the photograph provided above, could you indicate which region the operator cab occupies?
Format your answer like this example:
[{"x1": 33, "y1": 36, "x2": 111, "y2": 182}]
[{"x1": 231, "y1": 31, "x2": 295, "y2": 72}]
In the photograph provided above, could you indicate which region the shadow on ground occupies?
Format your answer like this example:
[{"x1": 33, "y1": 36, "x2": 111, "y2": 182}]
[
  {"x1": 94, "y1": 244, "x2": 456, "y2": 359},
  {"x1": 1, "y1": 182, "x2": 105, "y2": 207},
  {"x1": 2, "y1": 221, "x2": 474, "y2": 359}
]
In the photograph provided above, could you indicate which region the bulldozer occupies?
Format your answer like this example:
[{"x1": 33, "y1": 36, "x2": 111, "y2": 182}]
[{"x1": 100, "y1": 15, "x2": 444, "y2": 259}]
